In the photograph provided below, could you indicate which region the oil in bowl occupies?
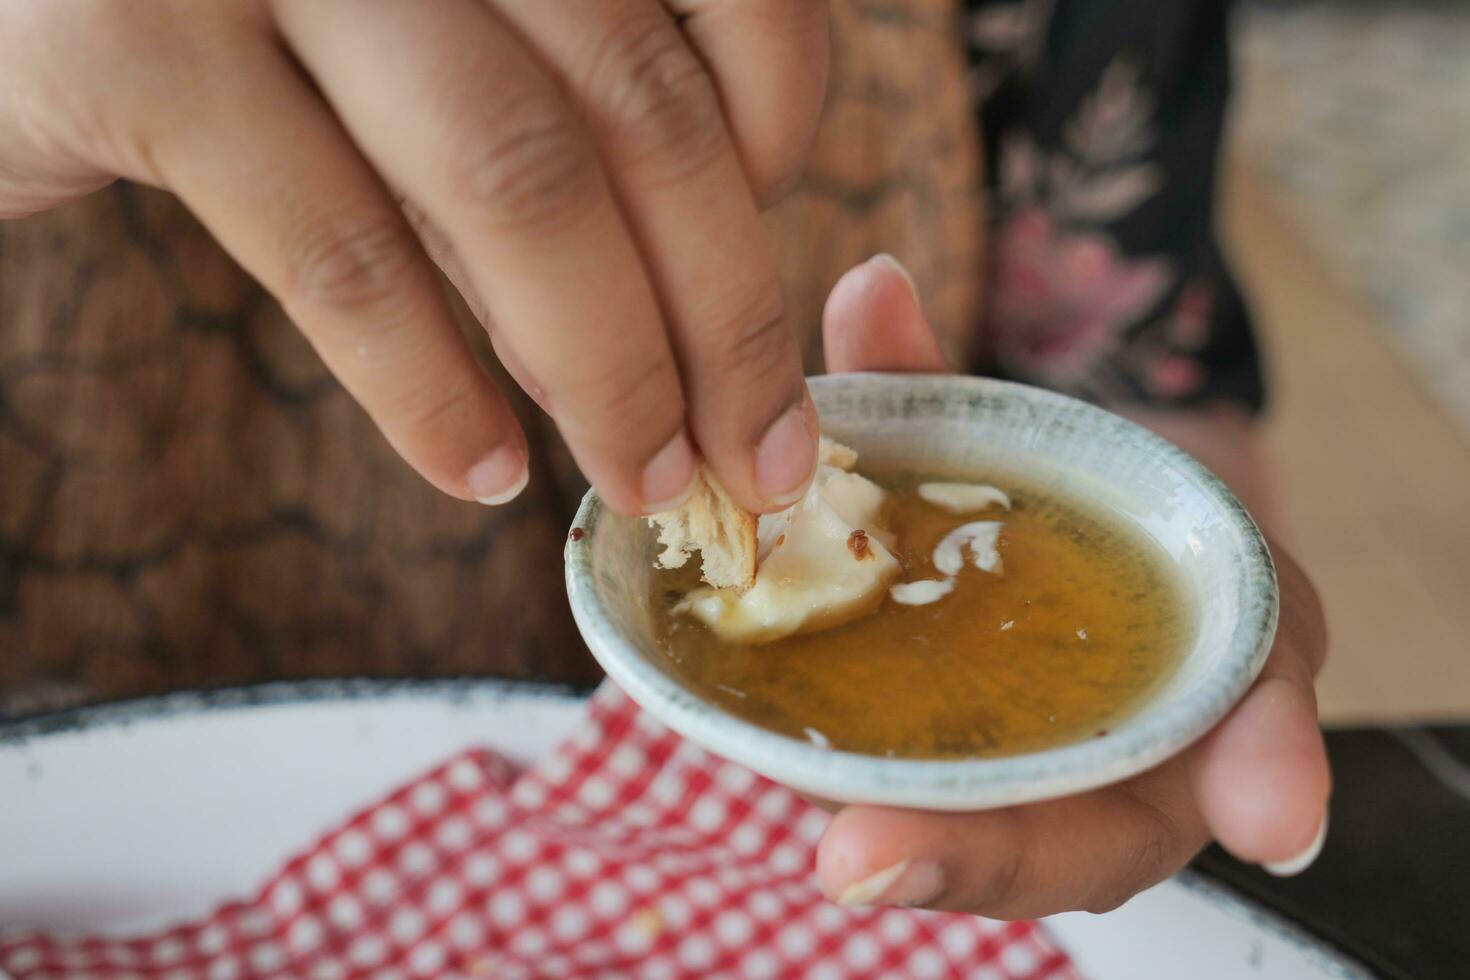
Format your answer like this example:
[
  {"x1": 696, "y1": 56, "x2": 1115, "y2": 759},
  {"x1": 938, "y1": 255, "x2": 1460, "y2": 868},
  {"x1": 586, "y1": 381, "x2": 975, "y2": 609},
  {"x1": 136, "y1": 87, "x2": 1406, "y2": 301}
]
[{"x1": 649, "y1": 470, "x2": 1194, "y2": 760}]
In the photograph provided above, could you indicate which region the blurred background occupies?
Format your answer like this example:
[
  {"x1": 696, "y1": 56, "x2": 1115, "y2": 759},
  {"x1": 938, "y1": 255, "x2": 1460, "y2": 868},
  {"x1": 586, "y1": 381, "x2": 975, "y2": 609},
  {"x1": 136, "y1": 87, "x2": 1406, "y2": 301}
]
[
  {"x1": 1196, "y1": 5, "x2": 1470, "y2": 973},
  {"x1": 1228, "y1": 0, "x2": 1470, "y2": 723}
]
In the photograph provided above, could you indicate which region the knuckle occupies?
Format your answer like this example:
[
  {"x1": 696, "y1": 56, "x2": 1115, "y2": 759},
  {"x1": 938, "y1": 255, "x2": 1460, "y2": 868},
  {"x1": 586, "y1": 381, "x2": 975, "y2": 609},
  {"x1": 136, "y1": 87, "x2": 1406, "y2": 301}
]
[
  {"x1": 593, "y1": 351, "x2": 682, "y2": 431},
  {"x1": 397, "y1": 380, "x2": 479, "y2": 438},
  {"x1": 710, "y1": 286, "x2": 792, "y2": 379},
  {"x1": 286, "y1": 215, "x2": 419, "y2": 313},
  {"x1": 442, "y1": 90, "x2": 601, "y2": 235},
  {"x1": 1085, "y1": 798, "x2": 1180, "y2": 914},
  {"x1": 748, "y1": 149, "x2": 808, "y2": 208},
  {"x1": 949, "y1": 810, "x2": 1033, "y2": 915},
  {"x1": 586, "y1": 15, "x2": 726, "y2": 179},
  {"x1": 977, "y1": 832, "x2": 1030, "y2": 912}
]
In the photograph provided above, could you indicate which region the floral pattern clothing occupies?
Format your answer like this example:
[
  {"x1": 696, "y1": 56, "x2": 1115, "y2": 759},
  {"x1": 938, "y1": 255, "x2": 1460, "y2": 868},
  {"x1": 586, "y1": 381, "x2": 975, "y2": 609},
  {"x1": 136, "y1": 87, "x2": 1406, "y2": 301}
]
[{"x1": 965, "y1": 0, "x2": 1265, "y2": 411}]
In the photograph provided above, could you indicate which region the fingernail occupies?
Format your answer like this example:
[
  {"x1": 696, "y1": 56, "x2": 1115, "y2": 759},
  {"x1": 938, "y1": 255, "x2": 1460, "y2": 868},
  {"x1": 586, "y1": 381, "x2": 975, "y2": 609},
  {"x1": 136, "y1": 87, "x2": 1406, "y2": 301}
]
[
  {"x1": 643, "y1": 430, "x2": 698, "y2": 513},
  {"x1": 835, "y1": 859, "x2": 944, "y2": 908},
  {"x1": 867, "y1": 253, "x2": 917, "y2": 293},
  {"x1": 467, "y1": 445, "x2": 529, "y2": 505},
  {"x1": 756, "y1": 401, "x2": 817, "y2": 505},
  {"x1": 1263, "y1": 811, "x2": 1328, "y2": 877}
]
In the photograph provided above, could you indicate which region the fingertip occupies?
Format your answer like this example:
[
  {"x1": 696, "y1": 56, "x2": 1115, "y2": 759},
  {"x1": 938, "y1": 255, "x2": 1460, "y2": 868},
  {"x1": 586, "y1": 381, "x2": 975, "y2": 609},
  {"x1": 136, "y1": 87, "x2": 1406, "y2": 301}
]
[
  {"x1": 1193, "y1": 676, "x2": 1332, "y2": 866},
  {"x1": 466, "y1": 443, "x2": 530, "y2": 505},
  {"x1": 868, "y1": 252, "x2": 918, "y2": 293},
  {"x1": 748, "y1": 391, "x2": 818, "y2": 512},
  {"x1": 577, "y1": 426, "x2": 698, "y2": 519},
  {"x1": 822, "y1": 256, "x2": 911, "y2": 340},
  {"x1": 815, "y1": 807, "x2": 889, "y2": 899},
  {"x1": 386, "y1": 378, "x2": 532, "y2": 507},
  {"x1": 1263, "y1": 809, "x2": 1328, "y2": 877},
  {"x1": 822, "y1": 254, "x2": 948, "y2": 375},
  {"x1": 641, "y1": 429, "x2": 699, "y2": 513},
  {"x1": 817, "y1": 808, "x2": 948, "y2": 908},
  {"x1": 814, "y1": 831, "x2": 858, "y2": 901}
]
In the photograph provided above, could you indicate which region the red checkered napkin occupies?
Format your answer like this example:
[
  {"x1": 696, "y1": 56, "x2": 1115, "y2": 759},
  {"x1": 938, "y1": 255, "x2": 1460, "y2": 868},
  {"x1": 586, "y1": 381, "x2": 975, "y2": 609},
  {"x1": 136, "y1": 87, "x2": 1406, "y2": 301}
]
[{"x1": 1, "y1": 684, "x2": 1078, "y2": 980}]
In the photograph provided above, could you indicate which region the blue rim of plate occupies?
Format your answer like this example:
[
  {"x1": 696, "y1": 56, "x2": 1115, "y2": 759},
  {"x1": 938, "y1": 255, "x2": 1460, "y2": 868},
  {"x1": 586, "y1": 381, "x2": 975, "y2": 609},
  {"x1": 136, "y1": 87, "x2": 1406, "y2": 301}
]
[
  {"x1": 0, "y1": 676, "x2": 595, "y2": 746},
  {"x1": 1165, "y1": 872, "x2": 1383, "y2": 980}
]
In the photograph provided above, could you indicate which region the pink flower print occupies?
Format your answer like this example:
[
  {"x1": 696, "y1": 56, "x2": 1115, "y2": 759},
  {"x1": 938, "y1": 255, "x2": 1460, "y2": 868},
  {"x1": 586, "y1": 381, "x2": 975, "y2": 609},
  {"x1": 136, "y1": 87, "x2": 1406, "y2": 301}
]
[
  {"x1": 987, "y1": 208, "x2": 1172, "y2": 385},
  {"x1": 1145, "y1": 354, "x2": 1205, "y2": 398},
  {"x1": 1167, "y1": 280, "x2": 1216, "y2": 351}
]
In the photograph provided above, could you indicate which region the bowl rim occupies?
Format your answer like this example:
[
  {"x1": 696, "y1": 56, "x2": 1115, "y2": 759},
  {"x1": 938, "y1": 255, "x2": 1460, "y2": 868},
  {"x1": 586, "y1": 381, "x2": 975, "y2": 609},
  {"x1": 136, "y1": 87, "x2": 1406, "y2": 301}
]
[{"x1": 565, "y1": 373, "x2": 1278, "y2": 810}]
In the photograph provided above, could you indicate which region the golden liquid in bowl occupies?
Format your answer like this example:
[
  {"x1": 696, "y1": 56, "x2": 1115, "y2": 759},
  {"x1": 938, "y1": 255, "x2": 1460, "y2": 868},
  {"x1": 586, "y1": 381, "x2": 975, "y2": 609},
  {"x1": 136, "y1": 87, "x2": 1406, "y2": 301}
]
[{"x1": 650, "y1": 472, "x2": 1194, "y2": 759}]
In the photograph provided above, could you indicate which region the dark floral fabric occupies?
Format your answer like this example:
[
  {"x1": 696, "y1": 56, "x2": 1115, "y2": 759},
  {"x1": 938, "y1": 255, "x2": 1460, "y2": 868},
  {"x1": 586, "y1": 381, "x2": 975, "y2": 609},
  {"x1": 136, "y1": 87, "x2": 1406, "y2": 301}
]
[{"x1": 965, "y1": 0, "x2": 1265, "y2": 411}]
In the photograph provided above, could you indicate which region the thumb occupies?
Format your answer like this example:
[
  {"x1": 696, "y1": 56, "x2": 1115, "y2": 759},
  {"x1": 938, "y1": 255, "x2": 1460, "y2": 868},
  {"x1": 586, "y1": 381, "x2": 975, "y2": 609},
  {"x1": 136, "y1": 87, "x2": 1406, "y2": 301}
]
[{"x1": 822, "y1": 254, "x2": 951, "y2": 375}]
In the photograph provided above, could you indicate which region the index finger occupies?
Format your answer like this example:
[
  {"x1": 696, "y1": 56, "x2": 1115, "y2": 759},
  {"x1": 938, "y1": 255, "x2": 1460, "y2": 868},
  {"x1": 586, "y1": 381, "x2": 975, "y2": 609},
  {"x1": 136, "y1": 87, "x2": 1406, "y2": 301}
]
[
  {"x1": 495, "y1": 0, "x2": 819, "y2": 512},
  {"x1": 273, "y1": 0, "x2": 697, "y2": 517}
]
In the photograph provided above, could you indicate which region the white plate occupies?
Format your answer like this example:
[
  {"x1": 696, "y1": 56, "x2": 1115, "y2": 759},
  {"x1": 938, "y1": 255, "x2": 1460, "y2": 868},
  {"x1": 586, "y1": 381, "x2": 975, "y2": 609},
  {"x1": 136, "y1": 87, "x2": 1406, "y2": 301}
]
[{"x1": 0, "y1": 681, "x2": 1370, "y2": 979}]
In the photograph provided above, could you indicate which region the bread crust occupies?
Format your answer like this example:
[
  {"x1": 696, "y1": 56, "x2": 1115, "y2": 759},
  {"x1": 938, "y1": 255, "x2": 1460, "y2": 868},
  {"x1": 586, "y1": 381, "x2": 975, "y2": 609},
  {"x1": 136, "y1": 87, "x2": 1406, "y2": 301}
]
[{"x1": 647, "y1": 468, "x2": 757, "y2": 592}]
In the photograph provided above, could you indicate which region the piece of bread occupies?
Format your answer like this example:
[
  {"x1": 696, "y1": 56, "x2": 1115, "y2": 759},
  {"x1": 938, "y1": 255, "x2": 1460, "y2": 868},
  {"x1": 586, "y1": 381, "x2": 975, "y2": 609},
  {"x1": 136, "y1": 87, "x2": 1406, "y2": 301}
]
[
  {"x1": 818, "y1": 436, "x2": 858, "y2": 470},
  {"x1": 648, "y1": 467, "x2": 757, "y2": 592}
]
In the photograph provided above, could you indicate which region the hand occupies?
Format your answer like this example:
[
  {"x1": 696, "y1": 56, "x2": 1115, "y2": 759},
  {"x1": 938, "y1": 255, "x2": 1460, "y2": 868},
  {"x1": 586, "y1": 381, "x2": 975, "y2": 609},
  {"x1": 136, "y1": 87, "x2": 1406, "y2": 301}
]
[
  {"x1": 814, "y1": 256, "x2": 1331, "y2": 916},
  {"x1": 0, "y1": 0, "x2": 829, "y2": 515}
]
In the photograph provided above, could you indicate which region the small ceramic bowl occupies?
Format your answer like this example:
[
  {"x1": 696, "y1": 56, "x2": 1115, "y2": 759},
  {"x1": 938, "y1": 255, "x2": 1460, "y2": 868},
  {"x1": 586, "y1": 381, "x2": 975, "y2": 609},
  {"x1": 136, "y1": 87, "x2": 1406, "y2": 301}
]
[{"x1": 565, "y1": 373, "x2": 1277, "y2": 811}]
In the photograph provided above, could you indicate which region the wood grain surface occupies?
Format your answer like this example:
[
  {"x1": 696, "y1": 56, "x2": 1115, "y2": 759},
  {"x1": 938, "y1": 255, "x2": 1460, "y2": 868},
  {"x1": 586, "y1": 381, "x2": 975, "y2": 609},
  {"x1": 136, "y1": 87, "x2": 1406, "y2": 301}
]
[{"x1": 0, "y1": 1, "x2": 983, "y2": 716}]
